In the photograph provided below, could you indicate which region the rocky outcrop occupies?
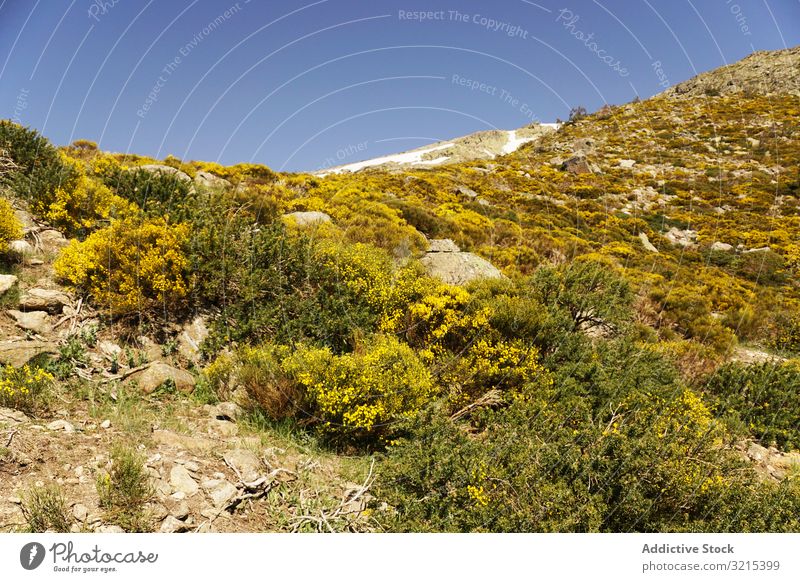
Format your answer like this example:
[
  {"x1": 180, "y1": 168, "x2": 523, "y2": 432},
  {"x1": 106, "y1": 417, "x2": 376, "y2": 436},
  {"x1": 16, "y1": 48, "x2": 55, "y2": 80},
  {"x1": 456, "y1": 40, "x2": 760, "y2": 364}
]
[
  {"x1": 7, "y1": 310, "x2": 51, "y2": 335},
  {"x1": 420, "y1": 239, "x2": 504, "y2": 286},
  {"x1": 126, "y1": 362, "x2": 196, "y2": 394},
  {"x1": 664, "y1": 46, "x2": 800, "y2": 98},
  {"x1": 0, "y1": 274, "x2": 17, "y2": 296},
  {"x1": 194, "y1": 171, "x2": 231, "y2": 189},
  {"x1": 664, "y1": 227, "x2": 698, "y2": 248},
  {"x1": 282, "y1": 211, "x2": 332, "y2": 226},
  {"x1": 19, "y1": 288, "x2": 71, "y2": 314},
  {"x1": 177, "y1": 316, "x2": 209, "y2": 363},
  {"x1": 135, "y1": 164, "x2": 192, "y2": 183},
  {"x1": 0, "y1": 340, "x2": 58, "y2": 367}
]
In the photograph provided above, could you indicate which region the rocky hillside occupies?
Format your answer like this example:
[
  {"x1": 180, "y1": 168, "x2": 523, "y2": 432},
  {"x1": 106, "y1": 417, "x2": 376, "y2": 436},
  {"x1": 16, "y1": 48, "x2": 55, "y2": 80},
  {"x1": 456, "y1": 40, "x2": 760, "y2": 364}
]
[
  {"x1": 663, "y1": 45, "x2": 800, "y2": 98},
  {"x1": 317, "y1": 123, "x2": 558, "y2": 175},
  {"x1": 1, "y1": 46, "x2": 800, "y2": 533}
]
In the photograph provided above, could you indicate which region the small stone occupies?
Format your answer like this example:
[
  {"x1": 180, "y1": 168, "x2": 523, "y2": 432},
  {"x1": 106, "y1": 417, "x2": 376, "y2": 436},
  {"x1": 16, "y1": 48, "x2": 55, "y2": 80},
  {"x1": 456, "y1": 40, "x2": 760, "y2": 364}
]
[
  {"x1": 7, "y1": 310, "x2": 51, "y2": 335},
  {"x1": 211, "y1": 482, "x2": 238, "y2": 508},
  {"x1": 169, "y1": 464, "x2": 199, "y2": 496},
  {"x1": 8, "y1": 496, "x2": 22, "y2": 504},
  {"x1": 19, "y1": 288, "x2": 71, "y2": 314},
  {"x1": 183, "y1": 461, "x2": 199, "y2": 473},
  {"x1": 222, "y1": 449, "x2": 262, "y2": 482},
  {"x1": 96, "y1": 525, "x2": 125, "y2": 533},
  {"x1": 100, "y1": 419, "x2": 111, "y2": 429},
  {"x1": 0, "y1": 275, "x2": 18, "y2": 296},
  {"x1": 160, "y1": 515, "x2": 189, "y2": 533},
  {"x1": 710, "y1": 241, "x2": 734, "y2": 252},
  {"x1": 46, "y1": 420, "x2": 75, "y2": 433},
  {"x1": 171, "y1": 500, "x2": 190, "y2": 521},
  {"x1": 72, "y1": 503, "x2": 89, "y2": 522}
]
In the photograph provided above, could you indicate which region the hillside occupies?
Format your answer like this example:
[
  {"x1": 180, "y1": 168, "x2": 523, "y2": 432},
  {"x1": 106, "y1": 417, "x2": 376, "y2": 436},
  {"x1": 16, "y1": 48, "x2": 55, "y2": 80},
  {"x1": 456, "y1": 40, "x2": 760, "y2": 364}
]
[{"x1": 1, "y1": 47, "x2": 800, "y2": 533}]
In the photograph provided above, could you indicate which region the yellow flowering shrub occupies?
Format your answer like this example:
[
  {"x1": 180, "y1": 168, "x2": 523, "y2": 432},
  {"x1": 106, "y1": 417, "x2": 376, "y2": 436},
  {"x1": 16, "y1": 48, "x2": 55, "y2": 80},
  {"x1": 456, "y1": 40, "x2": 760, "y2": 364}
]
[
  {"x1": 284, "y1": 335, "x2": 437, "y2": 440},
  {"x1": 54, "y1": 218, "x2": 190, "y2": 316},
  {"x1": 381, "y1": 277, "x2": 489, "y2": 363},
  {"x1": 0, "y1": 196, "x2": 22, "y2": 252},
  {"x1": 443, "y1": 338, "x2": 551, "y2": 402},
  {"x1": 0, "y1": 365, "x2": 53, "y2": 412},
  {"x1": 46, "y1": 167, "x2": 134, "y2": 233}
]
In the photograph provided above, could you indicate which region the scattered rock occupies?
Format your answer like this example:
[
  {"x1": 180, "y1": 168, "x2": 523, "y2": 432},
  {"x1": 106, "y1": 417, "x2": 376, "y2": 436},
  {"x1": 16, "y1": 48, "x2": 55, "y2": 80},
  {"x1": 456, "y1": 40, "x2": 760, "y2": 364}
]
[
  {"x1": 96, "y1": 525, "x2": 125, "y2": 533},
  {"x1": 618, "y1": 159, "x2": 636, "y2": 169},
  {"x1": 561, "y1": 154, "x2": 594, "y2": 175},
  {"x1": 97, "y1": 341, "x2": 123, "y2": 360},
  {"x1": 427, "y1": 239, "x2": 461, "y2": 253},
  {"x1": 710, "y1": 241, "x2": 734, "y2": 252},
  {"x1": 194, "y1": 171, "x2": 231, "y2": 189},
  {"x1": 72, "y1": 503, "x2": 89, "y2": 522},
  {"x1": 169, "y1": 465, "x2": 200, "y2": 496},
  {"x1": 0, "y1": 274, "x2": 18, "y2": 296},
  {"x1": 0, "y1": 341, "x2": 58, "y2": 366},
  {"x1": 203, "y1": 480, "x2": 239, "y2": 508},
  {"x1": 207, "y1": 402, "x2": 242, "y2": 422},
  {"x1": 420, "y1": 251, "x2": 504, "y2": 286},
  {"x1": 282, "y1": 211, "x2": 332, "y2": 227},
  {"x1": 222, "y1": 449, "x2": 262, "y2": 482},
  {"x1": 0, "y1": 407, "x2": 29, "y2": 426},
  {"x1": 135, "y1": 164, "x2": 192, "y2": 183},
  {"x1": 126, "y1": 362, "x2": 196, "y2": 394},
  {"x1": 7, "y1": 310, "x2": 51, "y2": 335},
  {"x1": 639, "y1": 233, "x2": 659, "y2": 253},
  {"x1": 36, "y1": 229, "x2": 70, "y2": 252},
  {"x1": 9, "y1": 240, "x2": 33, "y2": 255},
  {"x1": 456, "y1": 186, "x2": 479, "y2": 199},
  {"x1": 19, "y1": 288, "x2": 71, "y2": 314},
  {"x1": 177, "y1": 316, "x2": 209, "y2": 363},
  {"x1": 100, "y1": 419, "x2": 111, "y2": 429},
  {"x1": 46, "y1": 420, "x2": 75, "y2": 433},
  {"x1": 664, "y1": 227, "x2": 698, "y2": 248},
  {"x1": 170, "y1": 500, "x2": 190, "y2": 520},
  {"x1": 743, "y1": 246, "x2": 771, "y2": 254}
]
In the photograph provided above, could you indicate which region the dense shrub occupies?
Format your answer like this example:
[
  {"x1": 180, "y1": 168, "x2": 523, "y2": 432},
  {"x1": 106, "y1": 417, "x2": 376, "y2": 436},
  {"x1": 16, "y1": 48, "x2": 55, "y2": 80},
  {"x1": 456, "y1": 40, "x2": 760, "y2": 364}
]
[
  {"x1": 0, "y1": 196, "x2": 22, "y2": 252},
  {"x1": 99, "y1": 165, "x2": 193, "y2": 220},
  {"x1": 96, "y1": 445, "x2": 155, "y2": 532},
  {"x1": 0, "y1": 120, "x2": 78, "y2": 212},
  {"x1": 54, "y1": 217, "x2": 190, "y2": 316},
  {"x1": 285, "y1": 335, "x2": 436, "y2": 442},
  {"x1": 0, "y1": 364, "x2": 53, "y2": 413},
  {"x1": 704, "y1": 362, "x2": 800, "y2": 450}
]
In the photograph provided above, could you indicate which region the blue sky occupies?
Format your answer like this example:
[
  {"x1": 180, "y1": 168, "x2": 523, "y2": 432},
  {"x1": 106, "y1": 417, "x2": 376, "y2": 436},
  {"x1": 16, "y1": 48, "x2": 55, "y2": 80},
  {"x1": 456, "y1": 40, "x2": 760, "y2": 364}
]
[{"x1": 1, "y1": 0, "x2": 798, "y2": 172}]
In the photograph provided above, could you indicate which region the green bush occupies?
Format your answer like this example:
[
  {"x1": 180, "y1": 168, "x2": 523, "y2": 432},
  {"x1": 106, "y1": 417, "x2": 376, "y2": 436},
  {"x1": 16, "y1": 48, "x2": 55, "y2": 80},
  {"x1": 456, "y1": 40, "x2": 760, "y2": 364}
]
[
  {"x1": 0, "y1": 121, "x2": 78, "y2": 213},
  {"x1": 96, "y1": 444, "x2": 154, "y2": 532},
  {"x1": 704, "y1": 362, "x2": 800, "y2": 450},
  {"x1": 285, "y1": 335, "x2": 436, "y2": 442},
  {"x1": 22, "y1": 484, "x2": 72, "y2": 533}
]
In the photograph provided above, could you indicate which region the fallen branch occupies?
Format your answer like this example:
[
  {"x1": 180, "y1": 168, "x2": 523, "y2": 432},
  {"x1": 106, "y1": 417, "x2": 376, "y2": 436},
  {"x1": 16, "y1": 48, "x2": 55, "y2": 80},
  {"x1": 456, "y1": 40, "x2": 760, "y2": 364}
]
[{"x1": 450, "y1": 389, "x2": 504, "y2": 422}]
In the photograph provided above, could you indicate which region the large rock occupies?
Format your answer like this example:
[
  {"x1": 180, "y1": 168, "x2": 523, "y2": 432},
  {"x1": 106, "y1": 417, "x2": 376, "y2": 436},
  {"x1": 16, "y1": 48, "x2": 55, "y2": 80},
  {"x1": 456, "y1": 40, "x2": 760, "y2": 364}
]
[
  {"x1": 427, "y1": 239, "x2": 461, "y2": 253},
  {"x1": 7, "y1": 310, "x2": 51, "y2": 335},
  {"x1": 126, "y1": 362, "x2": 196, "y2": 394},
  {"x1": 0, "y1": 340, "x2": 58, "y2": 367},
  {"x1": 664, "y1": 227, "x2": 697, "y2": 248},
  {"x1": 19, "y1": 289, "x2": 71, "y2": 314},
  {"x1": 0, "y1": 274, "x2": 18, "y2": 296},
  {"x1": 282, "y1": 211, "x2": 332, "y2": 227},
  {"x1": 222, "y1": 449, "x2": 262, "y2": 482},
  {"x1": 194, "y1": 171, "x2": 231, "y2": 189},
  {"x1": 0, "y1": 407, "x2": 29, "y2": 426},
  {"x1": 36, "y1": 229, "x2": 69, "y2": 253},
  {"x1": 169, "y1": 465, "x2": 199, "y2": 497},
  {"x1": 9, "y1": 240, "x2": 33, "y2": 255},
  {"x1": 561, "y1": 154, "x2": 594, "y2": 175},
  {"x1": 135, "y1": 164, "x2": 192, "y2": 183},
  {"x1": 177, "y1": 316, "x2": 209, "y2": 363},
  {"x1": 420, "y1": 252, "x2": 504, "y2": 286}
]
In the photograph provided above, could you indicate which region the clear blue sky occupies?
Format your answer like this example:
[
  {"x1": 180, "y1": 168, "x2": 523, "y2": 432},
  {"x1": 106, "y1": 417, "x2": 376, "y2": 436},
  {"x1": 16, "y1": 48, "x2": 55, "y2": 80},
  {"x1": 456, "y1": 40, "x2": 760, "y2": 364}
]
[{"x1": 1, "y1": 0, "x2": 798, "y2": 172}]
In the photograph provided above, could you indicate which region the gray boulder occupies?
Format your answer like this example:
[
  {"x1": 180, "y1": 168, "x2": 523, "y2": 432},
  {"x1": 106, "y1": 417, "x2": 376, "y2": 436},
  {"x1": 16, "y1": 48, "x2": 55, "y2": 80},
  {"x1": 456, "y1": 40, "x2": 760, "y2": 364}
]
[
  {"x1": 136, "y1": 164, "x2": 192, "y2": 182},
  {"x1": 282, "y1": 211, "x2": 332, "y2": 227},
  {"x1": 126, "y1": 362, "x2": 196, "y2": 394},
  {"x1": 19, "y1": 288, "x2": 71, "y2": 314},
  {"x1": 7, "y1": 310, "x2": 51, "y2": 335},
  {"x1": 421, "y1": 252, "x2": 504, "y2": 286},
  {"x1": 0, "y1": 274, "x2": 18, "y2": 296},
  {"x1": 0, "y1": 340, "x2": 58, "y2": 367},
  {"x1": 194, "y1": 171, "x2": 231, "y2": 189}
]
